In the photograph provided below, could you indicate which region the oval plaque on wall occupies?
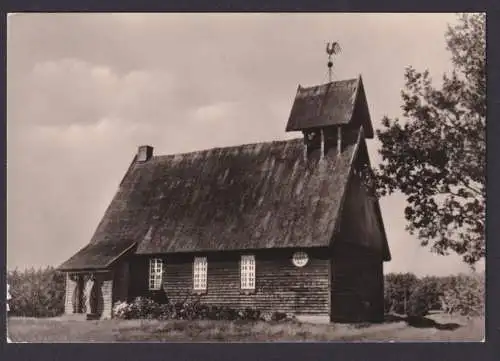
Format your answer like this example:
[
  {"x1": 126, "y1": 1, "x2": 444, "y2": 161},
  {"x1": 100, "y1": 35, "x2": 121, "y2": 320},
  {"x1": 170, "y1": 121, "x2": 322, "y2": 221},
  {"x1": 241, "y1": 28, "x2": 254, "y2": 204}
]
[{"x1": 292, "y1": 251, "x2": 309, "y2": 267}]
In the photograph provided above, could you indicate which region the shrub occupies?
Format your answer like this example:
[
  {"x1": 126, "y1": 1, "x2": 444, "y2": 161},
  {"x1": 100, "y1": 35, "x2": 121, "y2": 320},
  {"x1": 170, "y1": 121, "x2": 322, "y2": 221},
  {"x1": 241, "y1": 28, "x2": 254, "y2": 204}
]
[
  {"x1": 7, "y1": 267, "x2": 65, "y2": 317},
  {"x1": 440, "y1": 273, "x2": 484, "y2": 317},
  {"x1": 113, "y1": 301, "x2": 131, "y2": 319},
  {"x1": 406, "y1": 277, "x2": 446, "y2": 317},
  {"x1": 112, "y1": 297, "x2": 296, "y2": 323},
  {"x1": 383, "y1": 272, "x2": 485, "y2": 318},
  {"x1": 407, "y1": 284, "x2": 431, "y2": 317},
  {"x1": 384, "y1": 273, "x2": 420, "y2": 314},
  {"x1": 240, "y1": 308, "x2": 262, "y2": 321},
  {"x1": 260, "y1": 311, "x2": 273, "y2": 322},
  {"x1": 271, "y1": 311, "x2": 288, "y2": 322},
  {"x1": 418, "y1": 276, "x2": 444, "y2": 311}
]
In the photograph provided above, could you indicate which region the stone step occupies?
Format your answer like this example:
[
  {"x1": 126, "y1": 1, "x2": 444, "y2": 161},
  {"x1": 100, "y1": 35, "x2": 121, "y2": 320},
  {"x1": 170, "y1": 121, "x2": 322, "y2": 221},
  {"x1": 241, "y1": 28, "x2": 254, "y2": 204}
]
[{"x1": 86, "y1": 313, "x2": 101, "y2": 321}]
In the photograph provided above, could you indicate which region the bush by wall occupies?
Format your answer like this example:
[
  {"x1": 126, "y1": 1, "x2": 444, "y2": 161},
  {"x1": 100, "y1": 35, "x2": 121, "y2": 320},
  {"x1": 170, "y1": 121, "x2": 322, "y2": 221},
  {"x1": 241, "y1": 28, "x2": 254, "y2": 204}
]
[
  {"x1": 113, "y1": 297, "x2": 294, "y2": 323},
  {"x1": 7, "y1": 267, "x2": 66, "y2": 317}
]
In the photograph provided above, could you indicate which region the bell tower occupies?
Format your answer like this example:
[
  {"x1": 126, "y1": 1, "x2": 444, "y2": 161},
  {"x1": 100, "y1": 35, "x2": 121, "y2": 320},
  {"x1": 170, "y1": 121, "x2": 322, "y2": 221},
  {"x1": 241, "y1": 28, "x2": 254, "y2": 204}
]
[{"x1": 285, "y1": 42, "x2": 374, "y2": 161}]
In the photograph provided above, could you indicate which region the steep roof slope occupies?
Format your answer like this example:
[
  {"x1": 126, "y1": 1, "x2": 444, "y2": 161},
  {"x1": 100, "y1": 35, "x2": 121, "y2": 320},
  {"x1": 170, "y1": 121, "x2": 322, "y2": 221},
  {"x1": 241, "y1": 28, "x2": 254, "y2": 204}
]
[
  {"x1": 59, "y1": 136, "x2": 360, "y2": 270},
  {"x1": 285, "y1": 76, "x2": 374, "y2": 138},
  {"x1": 58, "y1": 241, "x2": 136, "y2": 271}
]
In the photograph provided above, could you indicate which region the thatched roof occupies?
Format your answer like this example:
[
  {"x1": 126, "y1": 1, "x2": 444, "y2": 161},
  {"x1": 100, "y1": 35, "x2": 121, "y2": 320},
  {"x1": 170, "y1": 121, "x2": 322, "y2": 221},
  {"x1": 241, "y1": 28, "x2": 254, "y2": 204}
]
[
  {"x1": 285, "y1": 76, "x2": 374, "y2": 138},
  {"x1": 58, "y1": 241, "x2": 136, "y2": 271},
  {"x1": 59, "y1": 136, "x2": 362, "y2": 271}
]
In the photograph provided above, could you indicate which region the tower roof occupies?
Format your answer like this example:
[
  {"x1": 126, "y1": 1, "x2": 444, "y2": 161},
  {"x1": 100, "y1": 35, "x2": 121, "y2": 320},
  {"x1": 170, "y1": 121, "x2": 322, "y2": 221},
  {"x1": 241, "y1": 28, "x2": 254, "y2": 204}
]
[{"x1": 285, "y1": 76, "x2": 374, "y2": 138}]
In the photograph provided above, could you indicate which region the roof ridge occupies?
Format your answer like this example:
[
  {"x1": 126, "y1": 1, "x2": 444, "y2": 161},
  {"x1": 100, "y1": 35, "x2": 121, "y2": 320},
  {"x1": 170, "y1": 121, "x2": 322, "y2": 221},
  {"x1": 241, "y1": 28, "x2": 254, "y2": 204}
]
[
  {"x1": 299, "y1": 77, "x2": 359, "y2": 90},
  {"x1": 152, "y1": 137, "x2": 303, "y2": 160}
]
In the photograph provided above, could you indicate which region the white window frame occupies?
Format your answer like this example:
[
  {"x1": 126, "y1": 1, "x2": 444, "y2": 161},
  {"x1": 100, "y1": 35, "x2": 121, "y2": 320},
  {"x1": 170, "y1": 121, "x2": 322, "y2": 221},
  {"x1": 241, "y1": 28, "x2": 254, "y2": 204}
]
[
  {"x1": 193, "y1": 256, "x2": 208, "y2": 291},
  {"x1": 149, "y1": 258, "x2": 163, "y2": 290},
  {"x1": 240, "y1": 255, "x2": 256, "y2": 290}
]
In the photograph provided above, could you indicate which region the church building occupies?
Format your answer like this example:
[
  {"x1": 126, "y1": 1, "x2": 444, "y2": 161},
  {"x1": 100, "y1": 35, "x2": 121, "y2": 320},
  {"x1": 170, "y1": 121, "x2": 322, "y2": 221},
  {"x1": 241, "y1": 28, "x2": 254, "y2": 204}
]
[{"x1": 58, "y1": 73, "x2": 391, "y2": 323}]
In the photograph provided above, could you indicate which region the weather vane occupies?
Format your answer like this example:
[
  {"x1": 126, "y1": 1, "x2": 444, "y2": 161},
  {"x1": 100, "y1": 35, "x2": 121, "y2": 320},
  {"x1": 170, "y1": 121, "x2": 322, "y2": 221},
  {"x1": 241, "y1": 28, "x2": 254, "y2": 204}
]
[{"x1": 326, "y1": 41, "x2": 341, "y2": 82}]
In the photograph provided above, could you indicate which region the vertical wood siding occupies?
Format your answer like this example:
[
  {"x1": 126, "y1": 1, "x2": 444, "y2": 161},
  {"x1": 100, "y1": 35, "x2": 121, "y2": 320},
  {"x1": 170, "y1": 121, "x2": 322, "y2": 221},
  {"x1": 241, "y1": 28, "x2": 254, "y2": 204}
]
[
  {"x1": 129, "y1": 257, "x2": 149, "y2": 300},
  {"x1": 329, "y1": 152, "x2": 386, "y2": 323},
  {"x1": 331, "y1": 243, "x2": 384, "y2": 323},
  {"x1": 112, "y1": 261, "x2": 130, "y2": 304}
]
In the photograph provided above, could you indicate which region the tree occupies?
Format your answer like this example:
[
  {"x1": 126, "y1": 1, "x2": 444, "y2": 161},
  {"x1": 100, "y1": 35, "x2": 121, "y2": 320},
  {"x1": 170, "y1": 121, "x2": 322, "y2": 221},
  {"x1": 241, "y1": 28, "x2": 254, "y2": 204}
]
[
  {"x1": 407, "y1": 276, "x2": 444, "y2": 317},
  {"x1": 407, "y1": 285, "x2": 431, "y2": 318},
  {"x1": 7, "y1": 266, "x2": 66, "y2": 317},
  {"x1": 419, "y1": 276, "x2": 444, "y2": 310},
  {"x1": 440, "y1": 273, "x2": 485, "y2": 316},
  {"x1": 384, "y1": 273, "x2": 420, "y2": 315},
  {"x1": 374, "y1": 13, "x2": 485, "y2": 266}
]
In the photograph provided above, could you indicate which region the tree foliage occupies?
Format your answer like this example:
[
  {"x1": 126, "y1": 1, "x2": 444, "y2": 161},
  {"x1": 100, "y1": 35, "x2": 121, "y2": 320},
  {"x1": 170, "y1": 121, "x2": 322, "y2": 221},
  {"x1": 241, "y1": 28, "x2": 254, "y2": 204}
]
[
  {"x1": 374, "y1": 13, "x2": 486, "y2": 265},
  {"x1": 439, "y1": 273, "x2": 485, "y2": 316},
  {"x1": 384, "y1": 273, "x2": 420, "y2": 314},
  {"x1": 406, "y1": 277, "x2": 444, "y2": 317},
  {"x1": 7, "y1": 266, "x2": 66, "y2": 317},
  {"x1": 407, "y1": 284, "x2": 431, "y2": 318},
  {"x1": 418, "y1": 276, "x2": 444, "y2": 310},
  {"x1": 384, "y1": 272, "x2": 484, "y2": 317}
]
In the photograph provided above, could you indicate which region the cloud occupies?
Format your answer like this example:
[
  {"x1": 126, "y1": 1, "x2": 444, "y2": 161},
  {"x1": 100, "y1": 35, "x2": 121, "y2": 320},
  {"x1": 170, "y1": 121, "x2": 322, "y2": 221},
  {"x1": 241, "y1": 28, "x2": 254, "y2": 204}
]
[
  {"x1": 190, "y1": 101, "x2": 239, "y2": 123},
  {"x1": 10, "y1": 58, "x2": 180, "y2": 127}
]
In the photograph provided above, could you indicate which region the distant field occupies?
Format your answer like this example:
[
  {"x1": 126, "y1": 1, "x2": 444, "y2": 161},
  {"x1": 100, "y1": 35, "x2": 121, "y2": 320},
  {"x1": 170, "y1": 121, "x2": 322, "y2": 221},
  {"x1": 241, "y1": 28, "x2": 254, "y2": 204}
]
[{"x1": 7, "y1": 313, "x2": 484, "y2": 342}]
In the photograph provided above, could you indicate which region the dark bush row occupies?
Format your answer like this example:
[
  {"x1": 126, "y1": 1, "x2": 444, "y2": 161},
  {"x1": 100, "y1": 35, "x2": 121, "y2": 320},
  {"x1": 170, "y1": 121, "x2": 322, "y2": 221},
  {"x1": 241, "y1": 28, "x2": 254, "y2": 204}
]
[
  {"x1": 113, "y1": 297, "x2": 293, "y2": 322},
  {"x1": 384, "y1": 272, "x2": 485, "y2": 317},
  {"x1": 7, "y1": 267, "x2": 66, "y2": 317}
]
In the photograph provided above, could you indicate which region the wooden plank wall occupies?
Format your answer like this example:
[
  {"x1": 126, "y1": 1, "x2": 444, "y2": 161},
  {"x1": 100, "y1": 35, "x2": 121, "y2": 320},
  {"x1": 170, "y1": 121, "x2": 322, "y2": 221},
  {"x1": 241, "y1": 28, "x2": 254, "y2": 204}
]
[
  {"x1": 330, "y1": 253, "x2": 384, "y2": 323},
  {"x1": 112, "y1": 261, "x2": 130, "y2": 304},
  {"x1": 128, "y1": 248, "x2": 330, "y2": 315}
]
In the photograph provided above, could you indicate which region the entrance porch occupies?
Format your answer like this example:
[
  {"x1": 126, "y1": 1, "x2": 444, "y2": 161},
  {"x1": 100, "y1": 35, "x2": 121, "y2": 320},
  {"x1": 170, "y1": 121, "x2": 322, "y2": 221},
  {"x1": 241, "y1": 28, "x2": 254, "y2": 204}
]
[{"x1": 64, "y1": 272, "x2": 114, "y2": 320}]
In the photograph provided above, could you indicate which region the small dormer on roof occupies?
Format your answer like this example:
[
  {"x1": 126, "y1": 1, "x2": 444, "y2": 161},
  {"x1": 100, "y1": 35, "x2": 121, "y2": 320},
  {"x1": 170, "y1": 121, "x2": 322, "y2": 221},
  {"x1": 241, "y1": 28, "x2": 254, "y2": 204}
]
[{"x1": 285, "y1": 75, "x2": 374, "y2": 139}]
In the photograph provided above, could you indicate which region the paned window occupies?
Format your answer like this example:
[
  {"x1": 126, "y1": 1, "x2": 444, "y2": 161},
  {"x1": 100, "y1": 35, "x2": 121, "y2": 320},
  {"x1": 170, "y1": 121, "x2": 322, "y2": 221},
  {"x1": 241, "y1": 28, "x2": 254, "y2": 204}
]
[
  {"x1": 149, "y1": 258, "x2": 163, "y2": 290},
  {"x1": 240, "y1": 255, "x2": 256, "y2": 290},
  {"x1": 193, "y1": 257, "x2": 208, "y2": 291}
]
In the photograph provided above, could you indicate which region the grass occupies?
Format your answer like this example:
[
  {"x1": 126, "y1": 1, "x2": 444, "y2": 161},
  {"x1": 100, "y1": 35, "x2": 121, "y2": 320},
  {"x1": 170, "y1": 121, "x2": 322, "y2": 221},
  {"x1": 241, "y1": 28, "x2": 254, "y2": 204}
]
[{"x1": 7, "y1": 313, "x2": 484, "y2": 343}]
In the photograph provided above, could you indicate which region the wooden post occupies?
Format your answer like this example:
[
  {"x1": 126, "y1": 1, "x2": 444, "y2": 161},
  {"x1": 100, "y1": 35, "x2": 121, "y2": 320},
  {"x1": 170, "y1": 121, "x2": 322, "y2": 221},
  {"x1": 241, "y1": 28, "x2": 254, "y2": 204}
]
[
  {"x1": 337, "y1": 126, "x2": 342, "y2": 155},
  {"x1": 303, "y1": 132, "x2": 308, "y2": 162},
  {"x1": 84, "y1": 274, "x2": 95, "y2": 316},
  {"x1": 320, "y1": 128, "x2": 325, "y2": 160},
  {"x1": 65, "y1": 273, "x2": 78, "y2": 315}
]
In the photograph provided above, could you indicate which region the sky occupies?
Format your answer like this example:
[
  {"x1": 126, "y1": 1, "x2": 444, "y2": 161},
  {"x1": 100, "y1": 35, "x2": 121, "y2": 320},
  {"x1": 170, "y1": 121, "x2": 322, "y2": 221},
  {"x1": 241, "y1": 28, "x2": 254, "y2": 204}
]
[{"x1": 6, "y1": 13, "x2": 485, "y2": 276}]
